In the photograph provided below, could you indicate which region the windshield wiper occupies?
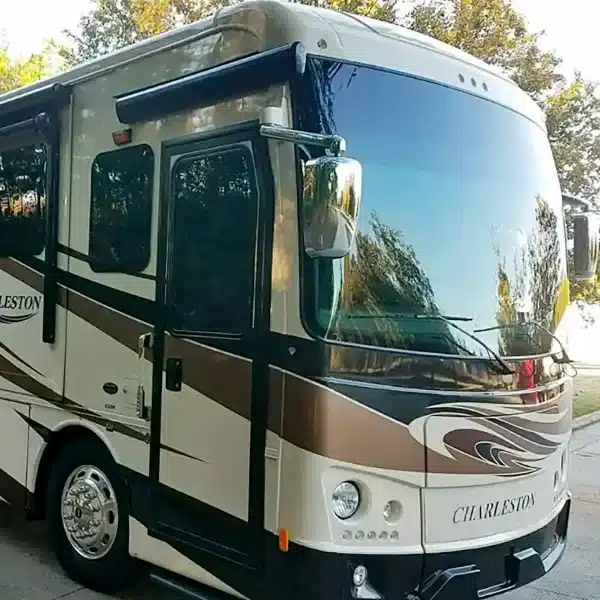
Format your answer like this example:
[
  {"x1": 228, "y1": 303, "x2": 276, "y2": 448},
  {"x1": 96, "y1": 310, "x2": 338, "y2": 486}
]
[
  {"x1": 412, "y1": 314, "x2": 515, "y2": 375},
  {"x1": 474, "y1": 321, "x2": 572, "y2": 365},
  {"x1": 344, "y1": 311, "x2": 514, "y2": 374},
  {"x1": 346, "y1": 313, "x2": 475, "y2": 321}
]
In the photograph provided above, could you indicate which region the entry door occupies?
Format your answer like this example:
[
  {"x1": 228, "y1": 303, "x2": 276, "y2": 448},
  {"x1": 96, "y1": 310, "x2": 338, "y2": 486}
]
[{"x1": 148, "y1": 124, "x2": 273, "y2": 573}]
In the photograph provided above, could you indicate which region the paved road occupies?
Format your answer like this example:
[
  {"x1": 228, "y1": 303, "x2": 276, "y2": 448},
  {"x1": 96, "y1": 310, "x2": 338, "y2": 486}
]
[
  {"x1": 1, "y1": 424, "x2": 600, "y2": 600},
  {"x1": 506, "y1": 421, "x2": 600, "y2": 600}
]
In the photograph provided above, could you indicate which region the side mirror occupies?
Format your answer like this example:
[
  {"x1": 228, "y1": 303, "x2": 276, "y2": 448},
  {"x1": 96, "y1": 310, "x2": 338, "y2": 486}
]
[
  {"x1": 301, "y1": 155, "x2": 362, "y2": 259},
  {"x1": 572, "y1": 212, "x2": 600, "y2": 281}
]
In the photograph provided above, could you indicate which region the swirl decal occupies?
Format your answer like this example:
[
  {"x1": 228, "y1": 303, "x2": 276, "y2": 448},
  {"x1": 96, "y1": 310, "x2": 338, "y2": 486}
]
[{"x1": 419, "y1": 397, "x2": 569, "y2": 477}]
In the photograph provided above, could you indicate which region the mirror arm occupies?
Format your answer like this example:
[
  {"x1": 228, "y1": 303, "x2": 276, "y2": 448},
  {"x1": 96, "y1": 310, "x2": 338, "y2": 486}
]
[
  {"x1": 259, "y1": 124, "x2": 346, "y2": 156},
  {"x1": 562, "y1": 193, "x2": 593, "y2": 210}
]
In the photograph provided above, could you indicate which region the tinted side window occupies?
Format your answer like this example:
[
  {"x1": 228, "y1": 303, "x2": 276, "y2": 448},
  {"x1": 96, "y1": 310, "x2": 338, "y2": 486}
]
[
  {"x1": 89, "y1": 144, "x2": 154, "y2": 273},
  {"x1": 167, "y1": 147, "x2": 258, "y2": 335},
  {"x1": 0, "y1": 144, "x2": 47, "y2": 256}
]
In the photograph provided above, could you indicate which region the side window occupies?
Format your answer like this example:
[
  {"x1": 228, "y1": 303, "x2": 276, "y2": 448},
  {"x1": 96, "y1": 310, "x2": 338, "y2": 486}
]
[
  {"x1": 167, "y1": 146, "x2": 258, "y2": 335},
  {"x1": 0, "y1": 143, "x2": 47, "y2": 256},
  {"x1": 89, "y1": 144, "x2": 154, "y2": 273}
]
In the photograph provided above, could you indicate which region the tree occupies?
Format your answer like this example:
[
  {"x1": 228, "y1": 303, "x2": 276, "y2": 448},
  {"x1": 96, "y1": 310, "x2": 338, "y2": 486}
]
[
  {"x1": 60, "y1": 0, "x2": 140, "y2": 66},
  {"x1": 133, "y1": 0, "x2": 232, "y2": 38},
  {"x1": 544, "y1": 74, "x2": 600, "y2": 200},
  {"x1": 0, "y1": 44, "x2": 55, "y2": 93}
]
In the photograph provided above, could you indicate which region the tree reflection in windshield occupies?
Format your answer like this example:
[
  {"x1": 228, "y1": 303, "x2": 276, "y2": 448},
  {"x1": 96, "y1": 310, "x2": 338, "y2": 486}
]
[
  {"x1": 494, "y1": 195, "x2": 564, "y2": 356},
  {"x1": 316, "y1": 211, "x2": 478, "y2": 357}
]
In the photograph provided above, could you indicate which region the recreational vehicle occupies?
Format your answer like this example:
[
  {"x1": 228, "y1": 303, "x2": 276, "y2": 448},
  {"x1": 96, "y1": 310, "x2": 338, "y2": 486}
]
[{"x1": 0, "y1": 1, "x2": 593, "y2": 598}]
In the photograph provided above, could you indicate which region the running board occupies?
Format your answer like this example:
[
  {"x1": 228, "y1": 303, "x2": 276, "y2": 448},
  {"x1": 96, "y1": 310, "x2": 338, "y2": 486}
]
[{"x1": 150, "y1": 569, "x2": 236, "y2": 600}]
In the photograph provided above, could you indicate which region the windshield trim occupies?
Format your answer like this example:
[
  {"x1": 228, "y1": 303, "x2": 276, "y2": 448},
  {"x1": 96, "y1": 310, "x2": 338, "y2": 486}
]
[
  {"x1": 321, "y1": 374, "x2": 570, "y2": 398},
  {"x1": 305, "y1": 333, "x2": 559, "y2": 362},
  {"x1": 303, "y1": 52, "x2": 548, "y2": 135}
]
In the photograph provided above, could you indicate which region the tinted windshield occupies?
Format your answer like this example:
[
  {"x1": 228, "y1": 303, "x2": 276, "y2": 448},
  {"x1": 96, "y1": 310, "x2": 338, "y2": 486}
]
[{"x1": 295, "y1": 58, "x2": 569, "y2": 358}]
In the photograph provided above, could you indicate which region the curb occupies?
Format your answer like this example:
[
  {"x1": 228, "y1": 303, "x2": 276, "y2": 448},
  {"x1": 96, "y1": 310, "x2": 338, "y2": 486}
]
[{"x1": 573, "y1": 409, "x2": 600, "y2": 431}]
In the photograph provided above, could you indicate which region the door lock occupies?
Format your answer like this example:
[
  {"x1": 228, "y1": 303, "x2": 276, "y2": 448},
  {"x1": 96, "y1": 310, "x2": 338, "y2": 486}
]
[
  {"x1": 136, "y1": 385, "x2": 149, "y2": 420},
  {"x1": 166, "y1": 357, "x2": 183, "y2": 392}
]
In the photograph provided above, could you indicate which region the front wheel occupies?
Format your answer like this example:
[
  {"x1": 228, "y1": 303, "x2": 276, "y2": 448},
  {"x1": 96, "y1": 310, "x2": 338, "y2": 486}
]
[{"x1": 46, "y1": 437, "x2": 140, "y2": 594}]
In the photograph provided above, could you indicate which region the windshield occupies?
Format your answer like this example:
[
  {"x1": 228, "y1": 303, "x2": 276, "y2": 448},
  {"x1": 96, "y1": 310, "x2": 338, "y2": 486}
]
[{"x1": 294, "y1": 58, "x2": 569, "y2": 359}]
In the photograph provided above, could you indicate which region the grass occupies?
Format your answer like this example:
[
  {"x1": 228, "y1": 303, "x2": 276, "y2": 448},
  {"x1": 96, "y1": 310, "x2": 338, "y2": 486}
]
[{"x1": 573, "y1": 372, "x2": 600, "y2": 418}]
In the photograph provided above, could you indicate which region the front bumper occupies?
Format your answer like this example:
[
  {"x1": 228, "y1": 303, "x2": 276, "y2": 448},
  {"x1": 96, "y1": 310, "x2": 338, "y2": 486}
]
[
  {"x1": 418, "y1": 493, "x2": 571, "y2": 600},
  {"x1": 276, "y1": 494, "x2": 571, "y2": 600}
]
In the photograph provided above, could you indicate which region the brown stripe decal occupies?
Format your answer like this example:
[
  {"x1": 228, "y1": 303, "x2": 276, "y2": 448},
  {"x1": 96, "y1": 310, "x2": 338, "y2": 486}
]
[
  {"x1": 0, "y1": 258, "x2": 570, "y2": 477},
  {"x1": 0, "y1": 466, "x2": 27, "y2": 506},
  {"x1": 0, "y1": 259, "x2": 43, "y2": 293},
  {"x1": 0, "y1": 353, "x2": 62, "y2": 405},
  {"x1": 281, "y1": 371, "x2": 427, "y2": 472},
  {"x1": 0, "y1": 352, "x2": 146, "y2": 442},
  {"x1": 281, "y1": 370, "x2": 509, "y2": 474},
  {"x1": 161, "y1": 443, "x2": 207, "y2": 463},
  {"x1": 0, "y1": 340, "x2": 45, "y2": 378},
  {"x1": 165, "y1": 336, "x2": 251, "y2": 420},
  {"x1": 0, "y1": 259, "x2": 253, "y2": 422},
  {"x1": 67, "y1": 289, "x2": 150, "y2": 355},
  {"x1": 0, "y1": 259, "x2": 149, "y2": 354},
  {"x1": 281, "y1": 370, "x2": 569, "y2": 475}
]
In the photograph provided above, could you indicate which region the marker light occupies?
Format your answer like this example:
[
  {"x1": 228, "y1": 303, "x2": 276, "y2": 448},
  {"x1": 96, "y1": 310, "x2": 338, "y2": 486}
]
[{"x1": 112, "y1": 128, "x2": 133, "y2": 146}]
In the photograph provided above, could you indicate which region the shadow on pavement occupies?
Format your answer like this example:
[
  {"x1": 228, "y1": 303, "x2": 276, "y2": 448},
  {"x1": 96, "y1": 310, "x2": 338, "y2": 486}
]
[{"x1": 0, "y1": 507, "x2": 177, "y2": 599}]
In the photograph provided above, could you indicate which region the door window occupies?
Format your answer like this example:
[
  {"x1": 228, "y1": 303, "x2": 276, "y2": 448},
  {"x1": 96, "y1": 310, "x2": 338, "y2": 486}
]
[{"x1": 167, "y1": 146, "x2": 259, "y2": 336}]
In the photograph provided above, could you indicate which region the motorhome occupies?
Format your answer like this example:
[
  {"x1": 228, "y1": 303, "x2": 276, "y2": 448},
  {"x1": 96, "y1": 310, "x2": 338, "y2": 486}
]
[{"x1": 0, "y1": 1, "x2": 593, "y2": 599}]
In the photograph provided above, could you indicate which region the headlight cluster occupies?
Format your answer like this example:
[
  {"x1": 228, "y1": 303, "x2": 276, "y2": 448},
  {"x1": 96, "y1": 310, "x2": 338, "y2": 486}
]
[{"x1": 332, "y1": 481, "x2": 360, "y2": 519}]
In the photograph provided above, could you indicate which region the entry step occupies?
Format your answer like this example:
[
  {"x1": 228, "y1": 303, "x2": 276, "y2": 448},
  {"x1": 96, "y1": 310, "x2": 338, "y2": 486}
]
[{"x1": 150, "y1": 568, "x2": 235, "y2": 600}]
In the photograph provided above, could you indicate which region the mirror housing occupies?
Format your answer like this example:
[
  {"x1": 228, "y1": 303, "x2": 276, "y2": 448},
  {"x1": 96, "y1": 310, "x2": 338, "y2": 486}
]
[
  {"x1": 301, "y1": 155, "x2": 362, "y2": 259},
  {"x1": 572, "y1": 212, "x2": 600, "y2": 281}
]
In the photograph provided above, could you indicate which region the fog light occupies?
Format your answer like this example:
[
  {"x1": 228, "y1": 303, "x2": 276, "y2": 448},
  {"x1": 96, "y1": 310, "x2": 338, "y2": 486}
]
[
  {"x1": 383, "y1": 502, "x2": 392, "y2": 520},
  {"x1": 383, "y1": 500, "x2": 402, "y2": 523},
  {"x1": 353, "y1": 565, "x2": 368, "y2": 587}
]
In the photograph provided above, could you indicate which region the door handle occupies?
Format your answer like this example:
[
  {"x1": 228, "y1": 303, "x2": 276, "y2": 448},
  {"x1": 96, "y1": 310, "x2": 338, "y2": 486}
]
[
  {"x1": 166, "y1": 357, "x2": 183, "y2": 392},
  {"x1": 138, "y1": 332, "x2": 154, "y2": 358},
  {"x1": 136, "y1": 332, "x2": 154, "y2": 421}
]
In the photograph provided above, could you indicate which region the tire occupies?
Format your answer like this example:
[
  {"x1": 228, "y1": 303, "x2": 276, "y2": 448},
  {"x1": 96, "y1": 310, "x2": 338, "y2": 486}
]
[{"x1": 45, "y1": 436, "x2": 140, "y2": 594}]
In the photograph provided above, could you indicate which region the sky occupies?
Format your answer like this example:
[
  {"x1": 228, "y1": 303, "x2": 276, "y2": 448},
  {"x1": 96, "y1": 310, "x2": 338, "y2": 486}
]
[
  {"x1": 512, "y1": 0, "x2": 599, "y2": 83},
  {"x1": 0, "y1": 0, "x2": 92, "y2": 58},
  {"x1": 0, "y1": 0, "x2": 598, "y2": 83}
]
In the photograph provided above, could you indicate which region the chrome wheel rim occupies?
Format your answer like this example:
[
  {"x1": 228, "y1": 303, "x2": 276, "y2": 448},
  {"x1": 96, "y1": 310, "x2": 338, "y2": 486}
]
[{"x1": 60, "y1": 465, "x2": 119, "y2": 560}]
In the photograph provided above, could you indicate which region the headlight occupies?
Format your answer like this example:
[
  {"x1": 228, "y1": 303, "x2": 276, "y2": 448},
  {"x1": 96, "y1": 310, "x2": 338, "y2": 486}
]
[{"x1": 332, "y1": 481, "x2": 360, "y2": 519}]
